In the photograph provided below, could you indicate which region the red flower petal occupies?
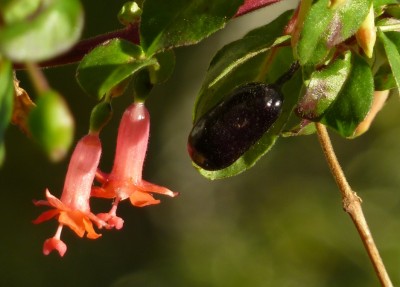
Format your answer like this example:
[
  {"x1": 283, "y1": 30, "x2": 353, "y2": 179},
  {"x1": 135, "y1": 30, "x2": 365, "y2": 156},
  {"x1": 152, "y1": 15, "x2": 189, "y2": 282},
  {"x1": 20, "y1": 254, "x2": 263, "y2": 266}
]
[
  {"x1": 58, "y1": 211, "x2": 86, "y2": 238},
  {"x1": 43, "y1": 237, "x2": 67, "y2": 257},
  {"x1": 139, "y1": 180, "x2": 179, "y2": 197},
  {"x1": 129, "y1": 191, "x2": 160, "y2": 207},
  {"x1": 33, "y1": 209, "x2": 60, "y2": 224}
]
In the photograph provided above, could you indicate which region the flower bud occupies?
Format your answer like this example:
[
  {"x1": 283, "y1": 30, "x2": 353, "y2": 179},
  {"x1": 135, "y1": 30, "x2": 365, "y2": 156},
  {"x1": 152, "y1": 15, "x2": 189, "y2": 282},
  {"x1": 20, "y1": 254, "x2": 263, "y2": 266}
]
[
  {"x1": 356, "y1": 5, "x2": 376, "y2": 58},
  {"x1": 118, "y1": 2, "x2": 142, "y2": 26}
]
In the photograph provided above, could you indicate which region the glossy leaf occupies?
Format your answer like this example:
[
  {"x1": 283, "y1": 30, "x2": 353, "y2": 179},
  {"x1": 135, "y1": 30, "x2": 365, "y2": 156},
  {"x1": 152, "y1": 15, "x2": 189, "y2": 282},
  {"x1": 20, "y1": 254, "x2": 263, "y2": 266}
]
[
  {"x1": 140, "y1": 0, "x2": 244, "y2": 55},
  {"x1": 194, "y1": 10, "x2": 294, "y2": 121},
  {"x1": 296, "y1": 0, "x2": 371, "y2": 65},
  {"x1": 0, "y1": 0, "x2": 83, "y2": 62},
  {"x1": 378, "y1": 30, "x2": 400, "y2": 91},
  {"x1": 321, "y1": 53, "x2": 373, "y2": 138},
  {"x1": 296, "y1": 51, "x2": 352, "y2": 120},
  {"x1": 28, "y1": 90, "x2": 74, "y2": 161},
  {"x1": 76, "y1": 39, "x2": 158, "y2": 100},
  {"x1": 0, "y1": 59, "x2": 13, "y2": 166}
]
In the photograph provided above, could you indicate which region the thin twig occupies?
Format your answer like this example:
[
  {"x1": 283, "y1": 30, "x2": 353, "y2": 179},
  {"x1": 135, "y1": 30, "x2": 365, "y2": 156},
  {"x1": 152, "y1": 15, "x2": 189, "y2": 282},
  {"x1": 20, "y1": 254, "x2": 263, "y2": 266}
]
[{"x1": 315, "y1": 122, "x2": 393, "y2": 287}]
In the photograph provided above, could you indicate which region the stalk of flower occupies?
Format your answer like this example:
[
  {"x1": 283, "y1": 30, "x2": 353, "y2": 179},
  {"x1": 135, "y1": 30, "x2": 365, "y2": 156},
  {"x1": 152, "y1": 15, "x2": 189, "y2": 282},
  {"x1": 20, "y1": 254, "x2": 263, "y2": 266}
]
[
  {"x1": 92, "y1": 102, "x2": 178, "y2": 227},
  {"x1": 33, "y1": 134, "x2": 107, "y2": 257}
]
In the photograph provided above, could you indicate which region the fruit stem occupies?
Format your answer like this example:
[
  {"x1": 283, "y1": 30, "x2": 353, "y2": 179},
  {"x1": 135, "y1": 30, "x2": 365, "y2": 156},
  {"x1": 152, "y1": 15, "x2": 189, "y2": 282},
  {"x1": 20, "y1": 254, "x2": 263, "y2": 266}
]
[{"x1": 274, "y1": 61, "x2": 300, "y2": 87}]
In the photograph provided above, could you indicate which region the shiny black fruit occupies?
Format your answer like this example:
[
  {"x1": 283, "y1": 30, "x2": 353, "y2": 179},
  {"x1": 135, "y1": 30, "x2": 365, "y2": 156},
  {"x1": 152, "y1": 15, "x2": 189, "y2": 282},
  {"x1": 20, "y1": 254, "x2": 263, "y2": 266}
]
[{"x1": 188, "y1": 82, "x2": 283, "y2": 170}]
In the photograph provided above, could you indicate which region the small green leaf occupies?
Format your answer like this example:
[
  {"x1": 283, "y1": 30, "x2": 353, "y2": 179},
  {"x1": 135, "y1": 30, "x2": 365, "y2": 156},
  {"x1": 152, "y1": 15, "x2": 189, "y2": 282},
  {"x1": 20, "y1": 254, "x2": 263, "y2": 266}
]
[
  {"x1": 118, "y1": 1, "x2": 142, "y2": 26},
  {"x1": 378, "y1": 30, "x2": 400, "y2": 90},
  {"x1": 140, "y1": 0, "x2": 244, "y2": 55},
  {"x1": 76, "y1": 39, "x2": 158, "y2": 100},
  {"x1": 296, "y1": 51, "x2": 352, "y2": 120},
  {"x1": 297, "y1": 0, "x2": 371, "y2": 65},
  {"x1": 321, "y1": 53, "x2": 374, "y2": 138},
  {"x1": 282, "y1": 121, "x2": 316, "y2": 137},
  {"x1": 0, "y1": 0, "x2": 83, "y2": 62},
  {"x1": 28, "y1": 90, "x2": 74, "y2": 161},
  {"x1": 0, "y1": 58, "x2": 14, "y2": 167}
]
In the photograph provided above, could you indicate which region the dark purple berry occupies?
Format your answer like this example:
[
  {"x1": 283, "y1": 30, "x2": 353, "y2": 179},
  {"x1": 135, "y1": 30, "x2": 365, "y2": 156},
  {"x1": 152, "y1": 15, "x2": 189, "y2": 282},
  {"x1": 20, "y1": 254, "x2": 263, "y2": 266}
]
[
  {"x1": 188, "y1": 83, "x2": 283, "y2": 170},
  {"x1": 188, "y1": 62, "x2": 299, "y2": 171}
]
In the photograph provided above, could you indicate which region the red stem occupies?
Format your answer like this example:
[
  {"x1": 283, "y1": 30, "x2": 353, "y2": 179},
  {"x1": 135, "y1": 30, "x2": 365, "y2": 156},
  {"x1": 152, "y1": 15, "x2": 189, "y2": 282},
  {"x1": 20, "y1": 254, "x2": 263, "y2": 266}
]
[
  {"x1": 235, "y1": 0, "x2": 282, "y2": 17},
  {"x1": 17, "y1": 0, "x2": 282, "y2": 68}
]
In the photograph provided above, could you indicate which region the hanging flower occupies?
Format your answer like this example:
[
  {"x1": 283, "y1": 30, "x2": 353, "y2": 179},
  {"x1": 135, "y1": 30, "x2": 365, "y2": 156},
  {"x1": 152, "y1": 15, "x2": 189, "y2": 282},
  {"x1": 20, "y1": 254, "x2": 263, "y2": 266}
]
[
  {"x1": 92, "y1": 102, "x2": 178, "y2": 226},
  {"x1": 33, "y1": 134, "x2": 107, "y2": 256}
]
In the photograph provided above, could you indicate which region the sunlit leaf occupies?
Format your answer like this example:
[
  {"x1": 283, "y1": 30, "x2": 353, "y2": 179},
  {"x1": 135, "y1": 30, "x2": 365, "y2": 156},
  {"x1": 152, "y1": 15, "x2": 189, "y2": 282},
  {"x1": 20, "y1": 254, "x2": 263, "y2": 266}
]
[
  {"x1": 0, "y1": 0, "x2": 83, "y2": 62},
  {"x1": 378, "y1": 30, "x2": 400, "y2": 91},
  {"x1": 296, "y1": 0, "x2": 371, "y2": 65},
  {"x1": 140, "y1": 0, "x2": 244, "y2": 55},
  {"x1": 76, "y1": 39, "x2": 158, "y2": 100},
  {"x1": 321, "y1": 53, "x2": 373, "y2": 138},
  {"x1": 296, "y1": 51, "x2": 352, "y2": 120}
]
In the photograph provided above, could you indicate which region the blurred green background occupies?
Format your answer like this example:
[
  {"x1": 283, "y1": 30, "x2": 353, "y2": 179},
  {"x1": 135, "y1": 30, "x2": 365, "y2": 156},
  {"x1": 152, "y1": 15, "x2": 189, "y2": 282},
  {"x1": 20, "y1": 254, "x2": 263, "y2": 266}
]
[{"x1": 1, "y1": 1, "x2": 400, "y2": 286}]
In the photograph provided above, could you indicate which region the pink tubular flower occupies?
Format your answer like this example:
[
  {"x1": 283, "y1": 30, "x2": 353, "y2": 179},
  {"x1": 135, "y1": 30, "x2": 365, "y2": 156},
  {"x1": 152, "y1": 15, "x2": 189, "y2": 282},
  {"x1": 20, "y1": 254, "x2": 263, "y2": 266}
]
[
  {"x1": 92, "y1": 103, "x2": 178, "y2": 225},
  {"x1": 33, "y1": 134, "x2": 107, "y2": 257}
]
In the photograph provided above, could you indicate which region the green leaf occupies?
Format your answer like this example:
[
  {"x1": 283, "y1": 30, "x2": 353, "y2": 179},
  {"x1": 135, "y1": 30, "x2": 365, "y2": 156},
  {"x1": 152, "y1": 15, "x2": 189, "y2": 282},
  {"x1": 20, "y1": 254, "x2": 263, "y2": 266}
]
[
  {"x1": 282, "y1": 121, "x2": 316, "y2": 137},
  {"x1": 378, "y1": 30, "x2": 400, "y2": 91},
  {"x1": 194, "y1": 10, "x2": 294, "y2": 121},
  {"x1": 385, "y1": 4, "x2": 400, "y2": 18},
  {"x1": 140, "y1": 0, "x2": 244, "y2": 55},
  {"x1": 297, "y1": 0, "x2": 371, "y2": 65},
  {"x1": 28, "y1": 90, "x2": 74, "y2": 161},
  {"x1": 76, "y1": 39, "x2": 159, "y2": 100},
  {"x1": 0, "y1": 0, "x2": 41, "y2": 24},
  {"x1": 0, "y1": 0, "x2": 83, "y2": 62},
  {"x1": 0, "y1": 59, "x2": 13, "y2": 167},
  {"x1": 374, "y1": 63, "x2": 397, "y2": 90},
  {"x1": 149, "y1": 50, "x2": 176, "y2": 84},
  {"x1": 296, "y1": 51, "x2": 352, "y2": 120},
  {"x1": 321, "y1": 53, "x2": 374, "y2": 138}
]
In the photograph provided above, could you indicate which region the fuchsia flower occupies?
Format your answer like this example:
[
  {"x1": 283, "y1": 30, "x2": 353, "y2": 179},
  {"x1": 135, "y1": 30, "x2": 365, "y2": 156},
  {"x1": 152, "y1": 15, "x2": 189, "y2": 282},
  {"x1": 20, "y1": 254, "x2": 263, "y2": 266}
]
[
  {"x1": 92, "y1": 102, "x2": 178, "y2": 226},
  {"x1": 33, "y1": 134, "x2": 107, "y2": 256}
]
